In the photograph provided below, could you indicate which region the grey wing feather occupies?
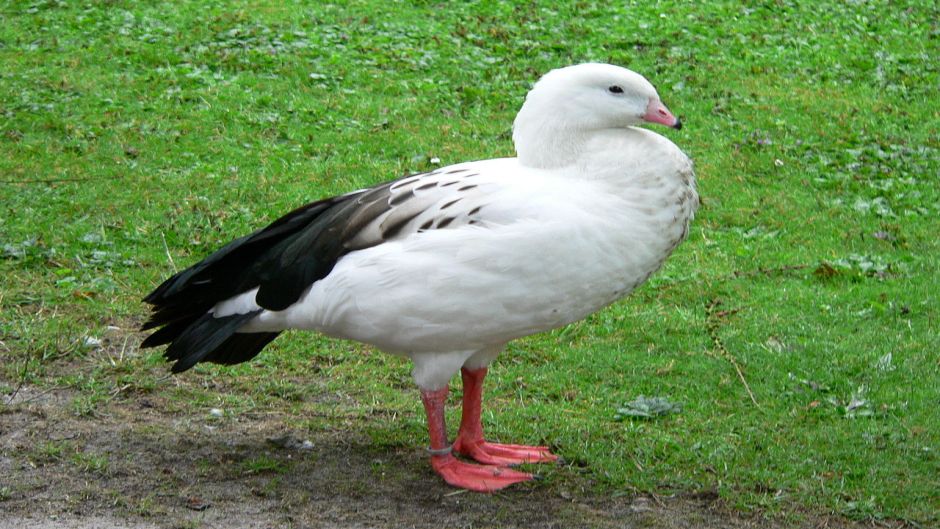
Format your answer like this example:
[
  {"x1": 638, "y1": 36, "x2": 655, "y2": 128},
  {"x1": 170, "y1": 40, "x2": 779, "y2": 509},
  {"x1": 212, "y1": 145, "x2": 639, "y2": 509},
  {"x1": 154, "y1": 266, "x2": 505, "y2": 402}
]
[{"x1": 344, "y1": 169, "x2": 491, "y2": 249}]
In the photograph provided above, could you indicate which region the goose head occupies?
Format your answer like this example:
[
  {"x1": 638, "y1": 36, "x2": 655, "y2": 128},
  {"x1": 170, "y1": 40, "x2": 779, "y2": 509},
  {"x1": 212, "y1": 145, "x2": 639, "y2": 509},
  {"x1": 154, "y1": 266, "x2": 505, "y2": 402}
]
[{"x1": 513, "y1": 63, "x2": 681, "y2": 168}]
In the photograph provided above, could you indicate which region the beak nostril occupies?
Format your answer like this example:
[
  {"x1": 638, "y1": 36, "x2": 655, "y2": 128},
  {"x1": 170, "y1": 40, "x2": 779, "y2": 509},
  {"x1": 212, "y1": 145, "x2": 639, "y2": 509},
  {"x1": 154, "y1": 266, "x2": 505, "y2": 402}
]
[{"x1": 644, "y1": 99, "x2": 679, "y2": 129}]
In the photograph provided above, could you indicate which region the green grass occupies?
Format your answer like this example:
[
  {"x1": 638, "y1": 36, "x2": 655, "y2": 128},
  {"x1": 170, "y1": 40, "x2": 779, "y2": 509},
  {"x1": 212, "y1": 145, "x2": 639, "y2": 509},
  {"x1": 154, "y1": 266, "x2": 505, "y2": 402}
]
[
  {"x1": 71, "y1": 450, "x2": 111, "y2": 476},
  {"x1": 1, "y1": 0, "x2": 937, "y2": 524}
]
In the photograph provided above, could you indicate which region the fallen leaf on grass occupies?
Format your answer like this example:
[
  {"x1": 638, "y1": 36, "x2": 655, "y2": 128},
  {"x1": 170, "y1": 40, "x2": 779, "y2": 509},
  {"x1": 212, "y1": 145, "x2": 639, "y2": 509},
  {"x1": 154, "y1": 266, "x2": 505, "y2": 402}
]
[
  {"x1": 788, "y1": 372, "x2": 831, "y2": 393},
  {"x1": 813, "y1": 262, "x2": 839, "y2": 279},
  {"x1": 822, "y1": 385, "x2": 878, "y2": 419},
  {"x1": 875, "y1": 352, "x2": 895, "y2": 372},
  {"x1": 844, "y1": 385, "x2": 873, "y2": 418},
  {"x1": 615, "y1": 395, "x2": 681, "y2": 420}
]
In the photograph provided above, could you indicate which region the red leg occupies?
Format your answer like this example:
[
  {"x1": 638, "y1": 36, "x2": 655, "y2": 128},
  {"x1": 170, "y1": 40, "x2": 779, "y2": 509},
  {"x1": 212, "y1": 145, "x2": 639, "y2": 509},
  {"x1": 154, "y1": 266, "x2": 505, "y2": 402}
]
[
  {"x1": 420, "y1": 386, "x2": 532, "y2": 492},
  {"x1": 452, "y1": 367, "x2": 558, "y2": 466}
]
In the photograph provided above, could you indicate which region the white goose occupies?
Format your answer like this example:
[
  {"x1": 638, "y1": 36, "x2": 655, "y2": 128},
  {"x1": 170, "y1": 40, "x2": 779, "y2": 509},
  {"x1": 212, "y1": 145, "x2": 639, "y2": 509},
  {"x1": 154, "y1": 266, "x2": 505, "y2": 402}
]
[{"x1": 142, "y1": 63, "x2": 698, "y2": 492}]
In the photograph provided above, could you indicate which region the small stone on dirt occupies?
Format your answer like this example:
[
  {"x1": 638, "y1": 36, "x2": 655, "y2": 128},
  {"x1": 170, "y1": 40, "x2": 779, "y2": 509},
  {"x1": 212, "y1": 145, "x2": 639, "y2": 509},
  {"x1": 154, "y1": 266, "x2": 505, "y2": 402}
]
[
  {"x1": 630, "y1": 497, "x2": 654, "y2": 513},
  {"x1": 184, "y1": 496, "x2": 210, "y2": 511},
  {"x1": 267, "y1": 434, "x2": 314, "y2": 451}
]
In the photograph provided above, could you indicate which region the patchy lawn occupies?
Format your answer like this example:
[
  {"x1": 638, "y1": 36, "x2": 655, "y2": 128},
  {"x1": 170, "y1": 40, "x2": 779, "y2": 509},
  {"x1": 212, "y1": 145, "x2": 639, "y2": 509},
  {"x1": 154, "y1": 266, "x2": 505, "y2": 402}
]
[{"x1": 1, "y1": 1, "x2": 937, "y2": 527}]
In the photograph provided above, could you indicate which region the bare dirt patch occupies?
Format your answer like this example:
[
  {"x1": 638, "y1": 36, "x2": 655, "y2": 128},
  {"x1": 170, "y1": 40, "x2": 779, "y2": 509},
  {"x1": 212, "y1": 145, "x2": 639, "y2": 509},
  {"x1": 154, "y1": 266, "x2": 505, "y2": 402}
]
[{"x1": 0, "y1": 386, "x2": 880, "y2": 529}]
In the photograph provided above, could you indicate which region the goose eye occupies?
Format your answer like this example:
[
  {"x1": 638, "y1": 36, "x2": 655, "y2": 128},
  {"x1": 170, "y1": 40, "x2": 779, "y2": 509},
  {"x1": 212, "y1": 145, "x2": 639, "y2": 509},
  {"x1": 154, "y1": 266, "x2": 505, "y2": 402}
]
[{"x1": 607, "y1": 85, "x2": 624, "y2": 94}]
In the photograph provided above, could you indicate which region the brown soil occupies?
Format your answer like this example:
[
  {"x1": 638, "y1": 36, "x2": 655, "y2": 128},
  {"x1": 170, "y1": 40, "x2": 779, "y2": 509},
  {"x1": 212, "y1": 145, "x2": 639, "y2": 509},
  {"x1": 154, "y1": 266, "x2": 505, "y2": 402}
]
[{"x1": 0, "y1": 386, "x2": 879, "y2": 529}]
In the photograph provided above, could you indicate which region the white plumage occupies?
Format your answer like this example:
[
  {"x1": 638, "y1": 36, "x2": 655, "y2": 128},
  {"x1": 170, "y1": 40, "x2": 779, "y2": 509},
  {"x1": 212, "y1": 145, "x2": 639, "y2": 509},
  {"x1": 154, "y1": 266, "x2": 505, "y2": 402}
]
[{"x1": 144, "y1": 63, "x2": 698, "y2": 492}]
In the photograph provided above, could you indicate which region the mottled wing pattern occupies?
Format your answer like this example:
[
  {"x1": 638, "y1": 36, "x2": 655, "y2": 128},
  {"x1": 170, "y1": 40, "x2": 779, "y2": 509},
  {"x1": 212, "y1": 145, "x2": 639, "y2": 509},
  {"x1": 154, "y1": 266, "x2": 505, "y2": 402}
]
[
  {"x1": 143, "y1": 166, "x2": 491, "y2": 327},
  {"x1": 344, "y1": 166, "x2": 489, "y2": 249}
]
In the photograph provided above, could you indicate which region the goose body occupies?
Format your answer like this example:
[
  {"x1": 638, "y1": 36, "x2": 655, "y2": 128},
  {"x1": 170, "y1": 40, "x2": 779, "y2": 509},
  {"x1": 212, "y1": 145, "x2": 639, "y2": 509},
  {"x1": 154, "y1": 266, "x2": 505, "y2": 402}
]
[{"x1": 143, "y1": 63, "x2": 698, "y2": 491}]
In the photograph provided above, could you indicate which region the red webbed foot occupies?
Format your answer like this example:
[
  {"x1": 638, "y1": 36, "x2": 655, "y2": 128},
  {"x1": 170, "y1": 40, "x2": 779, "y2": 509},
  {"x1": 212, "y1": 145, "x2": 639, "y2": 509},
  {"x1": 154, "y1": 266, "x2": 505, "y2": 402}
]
[
  {"x1": 431, "y1": 453, "x2": 534, "y2": 492},
  {"x1": 453, "y1": 436, "x2": 559, "y2": 466}
]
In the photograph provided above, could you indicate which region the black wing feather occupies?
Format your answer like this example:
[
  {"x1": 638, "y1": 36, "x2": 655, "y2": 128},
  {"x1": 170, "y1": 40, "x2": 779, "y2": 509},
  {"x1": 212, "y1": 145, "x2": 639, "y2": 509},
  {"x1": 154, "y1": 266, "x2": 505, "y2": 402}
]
[
  {"x1": 141, "y1": 192, "x2": 366, "y2": 371},
  {"x1": 143, "y1": 195, "x2": 348, "y2": 311},
  {"x1": 142, "y1": 168, "x2": 484, "y2": 372}
]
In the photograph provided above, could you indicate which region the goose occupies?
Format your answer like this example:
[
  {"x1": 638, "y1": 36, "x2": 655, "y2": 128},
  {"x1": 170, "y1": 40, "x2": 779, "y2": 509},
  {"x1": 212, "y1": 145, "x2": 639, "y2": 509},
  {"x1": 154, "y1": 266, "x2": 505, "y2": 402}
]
[{"x1": 141, "y1": 63, "x2": 698, "y2": 492}]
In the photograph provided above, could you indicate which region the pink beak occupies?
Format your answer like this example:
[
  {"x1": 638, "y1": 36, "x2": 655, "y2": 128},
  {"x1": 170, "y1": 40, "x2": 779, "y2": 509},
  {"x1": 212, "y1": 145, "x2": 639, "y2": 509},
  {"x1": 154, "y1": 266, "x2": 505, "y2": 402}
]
[{"x1": 643, "y1": 98, "x2": 682, "y2": 130}]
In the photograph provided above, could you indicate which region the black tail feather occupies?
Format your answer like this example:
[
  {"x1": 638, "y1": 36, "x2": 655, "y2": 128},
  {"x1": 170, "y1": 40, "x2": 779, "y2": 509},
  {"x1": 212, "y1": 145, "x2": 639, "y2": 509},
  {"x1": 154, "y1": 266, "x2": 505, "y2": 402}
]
[
  {"x1": 142, "y1": 302, "x2": 206, "y2": 330},
  {"x1": 140, "y1": 317, "x2": 196, "y2": 349},
  {"x1": 141, "y1": 308, "x2": 280, "y2": 371},
  {"x1": 205, "y1": 331, "x2": 280, "y2": 366},
  {"x1": 164, "y1": 310, "x2": 271, "y2": 373},
  {"x1": 141, "y1": 190, "x2": 373, "y2": 373}
]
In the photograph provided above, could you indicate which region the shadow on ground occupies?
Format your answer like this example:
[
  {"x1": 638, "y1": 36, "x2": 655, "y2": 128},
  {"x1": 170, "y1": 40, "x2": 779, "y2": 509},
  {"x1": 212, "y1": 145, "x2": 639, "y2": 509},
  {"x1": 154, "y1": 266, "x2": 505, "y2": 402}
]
[{"x1": 0, "y1": 386, "x2": 879, "y2": 529}]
